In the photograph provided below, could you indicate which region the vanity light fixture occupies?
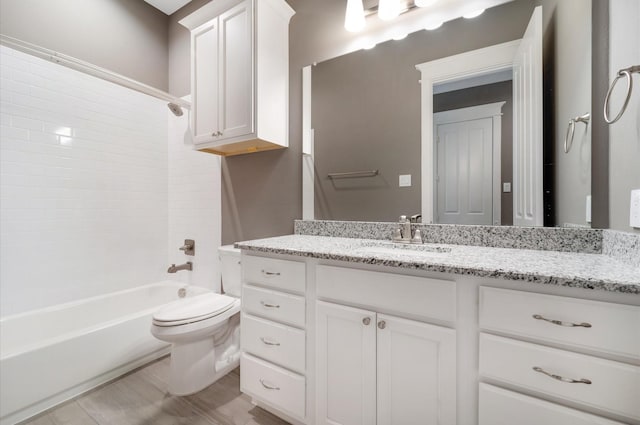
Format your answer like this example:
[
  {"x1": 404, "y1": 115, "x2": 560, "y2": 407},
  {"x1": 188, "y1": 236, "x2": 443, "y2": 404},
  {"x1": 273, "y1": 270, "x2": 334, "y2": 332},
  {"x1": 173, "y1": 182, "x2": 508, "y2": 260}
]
[
  {"x1": 414, "y1": 0, "x2": 438, "y2": 7},
  {"x1": 424, "y1": 20, "x2": 443, "y2": 30},
  {"x1": 392, "y1": 32, "x2": 409, "y2": 40},
  {"x1": 463, "y1": 8, "x2": 485, "y2": 18},
  {"x1": 345, "y1": 0, "x2": 366, "y2": 32},
  {"x1": 378, "y1": 0, "x2": 401, "y2": 21}
]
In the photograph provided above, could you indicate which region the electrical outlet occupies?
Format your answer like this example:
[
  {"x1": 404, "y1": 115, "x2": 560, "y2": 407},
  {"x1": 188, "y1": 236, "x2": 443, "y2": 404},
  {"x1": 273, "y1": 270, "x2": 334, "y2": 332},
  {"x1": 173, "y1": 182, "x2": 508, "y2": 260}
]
[
  {"x1": 503, "y1": 182, "x2": 511, "y2": 193},
  {"x1": 399, "y1": 174, "x2": 411, "y2": 187},
  {"x1": 630, "y1": 189, "x2": 640, "y2": 228}
]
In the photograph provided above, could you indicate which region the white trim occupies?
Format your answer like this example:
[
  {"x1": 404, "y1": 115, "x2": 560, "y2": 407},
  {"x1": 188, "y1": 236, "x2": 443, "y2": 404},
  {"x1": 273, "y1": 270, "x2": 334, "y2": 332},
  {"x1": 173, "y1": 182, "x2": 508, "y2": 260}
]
[
  {"x1": 416, "y1": 40, "x2": 519, "y2": 223},
  {"x1": 434, "y1": 102, "x2": 505, "y2": 225},
  {"x1": 302, "y1": 66, "x2": 314, "y2": 220}
]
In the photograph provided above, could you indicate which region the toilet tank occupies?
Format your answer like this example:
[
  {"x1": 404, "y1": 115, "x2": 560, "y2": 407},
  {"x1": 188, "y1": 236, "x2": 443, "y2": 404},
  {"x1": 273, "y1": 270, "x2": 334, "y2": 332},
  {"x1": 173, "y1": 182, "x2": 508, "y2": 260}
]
[{"x1": 218, "y1": 245, "x2": 241, "y2": 297}]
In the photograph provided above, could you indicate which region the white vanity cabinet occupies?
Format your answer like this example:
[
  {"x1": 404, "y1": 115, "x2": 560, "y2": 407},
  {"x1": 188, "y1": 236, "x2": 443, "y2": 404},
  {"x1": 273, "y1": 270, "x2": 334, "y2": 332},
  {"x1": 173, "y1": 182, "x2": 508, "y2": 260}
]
[
  {"x1": 240, "y1": 254, "x2": 307, "y2": 423},
  {"x1": 181, "y1": 0, "x2": 294, "y2": 156},
  {"x1": 315, "y1": 265, "x2": 457, "y2": 425},
  {"x1": 238, "y1": 247, "x2": 640, "y2": 425},
  {"x1": 479, "y1": 287, "x2": 640, "y2": 425}
]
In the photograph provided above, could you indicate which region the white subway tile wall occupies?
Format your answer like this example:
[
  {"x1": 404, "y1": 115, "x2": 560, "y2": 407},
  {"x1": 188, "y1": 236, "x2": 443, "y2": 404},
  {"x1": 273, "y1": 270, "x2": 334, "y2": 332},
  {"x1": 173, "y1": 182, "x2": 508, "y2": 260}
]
[
  {"x1": 167, "y1": 98, "x2": 222, "y2": 292},
  {"x1": 0, "y1": 45, "x2": 219, "y2": 316}
]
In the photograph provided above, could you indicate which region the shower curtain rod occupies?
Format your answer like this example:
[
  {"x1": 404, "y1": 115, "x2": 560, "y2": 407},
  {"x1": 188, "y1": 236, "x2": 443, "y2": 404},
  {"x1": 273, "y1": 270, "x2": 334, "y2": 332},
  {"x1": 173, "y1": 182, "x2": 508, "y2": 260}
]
[{"x1": 0, "y1": 34, "x2": 190, "y2": 110}]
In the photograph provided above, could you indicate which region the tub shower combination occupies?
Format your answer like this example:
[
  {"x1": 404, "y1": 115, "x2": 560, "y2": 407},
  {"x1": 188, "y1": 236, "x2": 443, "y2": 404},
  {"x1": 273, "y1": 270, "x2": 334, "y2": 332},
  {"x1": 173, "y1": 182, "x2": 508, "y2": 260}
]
[{"x1": 0, "y1": 282, "x2": 207, "y2": 425}]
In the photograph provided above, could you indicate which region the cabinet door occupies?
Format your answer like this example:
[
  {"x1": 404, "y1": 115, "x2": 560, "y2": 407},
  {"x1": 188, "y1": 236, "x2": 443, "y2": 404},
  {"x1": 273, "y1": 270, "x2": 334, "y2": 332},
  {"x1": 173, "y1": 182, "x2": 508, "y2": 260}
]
[
  {"x1": 316, "y1": 301, "x2": 376, "y2": 425},
  {"x1": 377, "y1": 314, "x2": 457, "y2": 425},
  {"x1": 218, "y1": 1, "x2": 253, "y2": 141},
  {"x1": 191, "y1": 20, "x2": 219, "y2": 144}
]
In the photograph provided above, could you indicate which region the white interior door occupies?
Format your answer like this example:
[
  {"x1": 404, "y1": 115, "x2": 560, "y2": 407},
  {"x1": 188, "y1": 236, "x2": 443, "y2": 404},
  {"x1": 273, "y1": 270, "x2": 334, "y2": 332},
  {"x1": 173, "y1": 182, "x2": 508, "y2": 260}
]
[
  {"x1": 513, "y1": 6, "x2": 543, "y2": 226},
  {"x1": 436, "y1": 117, "x2": 494, "y2": 224}
]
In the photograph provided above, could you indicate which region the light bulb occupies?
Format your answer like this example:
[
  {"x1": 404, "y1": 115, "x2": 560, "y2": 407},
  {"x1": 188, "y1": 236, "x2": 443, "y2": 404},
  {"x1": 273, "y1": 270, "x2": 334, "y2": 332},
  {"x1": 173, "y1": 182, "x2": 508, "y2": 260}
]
[
  {"x1": 392, "y1": 32, "x2": 408, "y2": 41},
  {"x1": 463, "y1": 9, "x2": 485, "y2": 19},
  {"x1": 424, "y1": 20, "x2": 443, "y2": 30},
  {"x1": 363, "y1": 41, "x2": 377, "y2": 50},
  {"x1": 345, "y1": 0, "x2": 365, "y2": 32},
  {"x1": 414, "y1": 0, "x2": 438, "y2": 7},
  {"x1": 378, "y1": 0, "x2": 401, "y2": 21}
]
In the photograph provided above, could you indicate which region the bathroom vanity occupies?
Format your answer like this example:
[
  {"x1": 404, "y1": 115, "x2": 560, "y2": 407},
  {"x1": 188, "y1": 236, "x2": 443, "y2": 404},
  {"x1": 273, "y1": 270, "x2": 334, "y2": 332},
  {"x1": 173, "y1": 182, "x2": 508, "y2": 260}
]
[{"x1": 236, "y1": 223, "x2": 640, "y2": 425}]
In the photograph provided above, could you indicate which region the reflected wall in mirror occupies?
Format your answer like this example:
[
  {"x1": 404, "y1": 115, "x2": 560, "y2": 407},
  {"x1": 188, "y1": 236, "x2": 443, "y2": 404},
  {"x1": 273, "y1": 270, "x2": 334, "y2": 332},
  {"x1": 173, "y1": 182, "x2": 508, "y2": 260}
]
[{"x1": 310, "y1": 0, "x2": 592, "y2": 227}]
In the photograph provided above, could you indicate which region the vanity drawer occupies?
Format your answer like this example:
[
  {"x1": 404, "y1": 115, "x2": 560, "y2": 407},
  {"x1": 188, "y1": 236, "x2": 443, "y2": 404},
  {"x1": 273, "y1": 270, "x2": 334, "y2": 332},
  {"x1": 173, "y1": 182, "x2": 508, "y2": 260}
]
[
  {"x1": 243, "y1": 255, "x2": 306, "y2": 294},
  {"x1": 316, "y1": 265, "x2": 456, "y2": 323},
  {"x1": 240, "y1": 353, "x2": 305, "y2": 420},
  {"x1": 241, "y1": 313, "x2": 305, "y2": 373},
  {"x1": 479, "y1": 383, "x2": 626, "y2": 425},
  {"x1": 479, "y1": 333, "x2": 640, "y2": 421},
  {"x1": 479, "y1": 287, "x2": 640, "y2": 360},
  {"x1": 243, "y1": 284, "x2": 305, "y2": 328}
]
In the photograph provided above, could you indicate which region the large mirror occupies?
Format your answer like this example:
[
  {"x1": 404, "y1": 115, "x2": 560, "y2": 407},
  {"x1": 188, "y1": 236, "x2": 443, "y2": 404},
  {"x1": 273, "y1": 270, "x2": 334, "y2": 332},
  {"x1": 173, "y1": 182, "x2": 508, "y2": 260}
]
[{"x1": 308, "y1": 0, "x2": 593, "y2": 227}]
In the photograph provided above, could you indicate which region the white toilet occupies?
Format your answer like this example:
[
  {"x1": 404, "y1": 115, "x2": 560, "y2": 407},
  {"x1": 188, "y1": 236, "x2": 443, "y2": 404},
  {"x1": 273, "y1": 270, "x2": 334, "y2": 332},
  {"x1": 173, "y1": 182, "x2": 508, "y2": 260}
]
[{"x1": 151, "y1": 245, "x2": 242, "y2": 395}]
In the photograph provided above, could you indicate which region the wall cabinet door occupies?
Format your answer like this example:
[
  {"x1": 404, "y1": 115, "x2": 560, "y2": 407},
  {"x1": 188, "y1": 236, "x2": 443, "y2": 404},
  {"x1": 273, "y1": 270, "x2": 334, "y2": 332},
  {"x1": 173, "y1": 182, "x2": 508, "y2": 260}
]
[
  {"x1": 190, "y1": 1, "x2": 252, "y2": 146},
  {"x1": 217, "y1": 1, "x2": 252, "y2": 141},
  {"x1": 377, "y1": 314, "x2": 457, "y2": 425},
  {"x1": 316, "y1": 301, "x2": 376, "y2": 425},
  {"x1": 191, "y1": 20, "x2": 219, "y2": 144},
  {"x1": 317, "y1": 302, "x2": 457, "y2": 425}
]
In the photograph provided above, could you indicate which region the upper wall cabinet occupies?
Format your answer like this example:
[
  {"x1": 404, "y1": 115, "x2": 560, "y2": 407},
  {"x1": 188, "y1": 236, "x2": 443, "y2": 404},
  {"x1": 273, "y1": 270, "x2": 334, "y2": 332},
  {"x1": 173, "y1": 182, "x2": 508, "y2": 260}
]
[{"x1": 180, "y1": 0, "x2": 294, "y2": 156}]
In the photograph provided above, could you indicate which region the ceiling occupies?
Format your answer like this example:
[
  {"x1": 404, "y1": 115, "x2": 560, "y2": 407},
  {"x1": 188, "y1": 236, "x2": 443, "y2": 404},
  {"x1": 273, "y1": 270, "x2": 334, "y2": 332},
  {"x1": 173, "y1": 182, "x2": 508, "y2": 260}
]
[{"x1": 143, "y1": 0, "x2": 193, "y2": 15}]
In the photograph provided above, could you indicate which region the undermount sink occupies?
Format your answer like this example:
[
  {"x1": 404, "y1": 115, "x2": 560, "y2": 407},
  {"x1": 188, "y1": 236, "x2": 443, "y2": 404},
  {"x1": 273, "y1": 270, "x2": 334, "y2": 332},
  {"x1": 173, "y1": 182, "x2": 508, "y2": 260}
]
[{"x1": 356, "y1": 243, "x2": 452, "y2": 257}]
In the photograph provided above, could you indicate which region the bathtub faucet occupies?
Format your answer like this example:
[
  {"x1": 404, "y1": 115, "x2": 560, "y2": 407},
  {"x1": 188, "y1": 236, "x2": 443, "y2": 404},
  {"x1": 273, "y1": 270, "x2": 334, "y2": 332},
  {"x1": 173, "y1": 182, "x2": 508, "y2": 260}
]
[{"x1": 167, "y1": 262, "x2": 193, "y2": 273}]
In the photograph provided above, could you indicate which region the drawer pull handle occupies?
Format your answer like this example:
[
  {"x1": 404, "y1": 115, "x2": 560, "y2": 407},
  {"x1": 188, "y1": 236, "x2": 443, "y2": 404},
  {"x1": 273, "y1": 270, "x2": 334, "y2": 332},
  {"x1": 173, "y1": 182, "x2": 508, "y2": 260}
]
[
  {"x1": 532, "y1": 367, "x2": 592, "y2": 384},
  {"x1": 261, "y1": 270, "x2": 281, "y2": 277},
  {"x1": 260, "y1": 337, "x2": 281, "y2": 346},
  {"x1": 260, "y1": 301, "x2": 280, "y2": 309},
  {"x1": 259, "y1": 379, "x2": 280, "y2": 390},
  {"x1": 532, "y1": 314, "x2": 592, "y2": 328}
]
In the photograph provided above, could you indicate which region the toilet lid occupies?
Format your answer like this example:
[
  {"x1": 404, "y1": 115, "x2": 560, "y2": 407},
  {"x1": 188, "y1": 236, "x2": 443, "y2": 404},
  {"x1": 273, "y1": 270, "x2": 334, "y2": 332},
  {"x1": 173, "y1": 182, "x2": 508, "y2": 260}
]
[{"x1": 153, "y1": 293, "x2": 236, "y2": 324}]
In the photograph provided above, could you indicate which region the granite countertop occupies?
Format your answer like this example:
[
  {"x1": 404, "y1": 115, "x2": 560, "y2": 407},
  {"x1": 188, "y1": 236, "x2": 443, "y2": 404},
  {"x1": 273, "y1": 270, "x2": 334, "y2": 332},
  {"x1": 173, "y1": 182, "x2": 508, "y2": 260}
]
[{"x1": 236, "y1": 235, "x2": 640, "y2": 294}]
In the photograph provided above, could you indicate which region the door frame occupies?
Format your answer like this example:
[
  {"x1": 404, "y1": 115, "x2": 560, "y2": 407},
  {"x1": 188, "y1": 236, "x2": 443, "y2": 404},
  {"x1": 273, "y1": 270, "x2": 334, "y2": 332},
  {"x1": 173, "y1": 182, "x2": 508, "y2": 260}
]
[
  {"x1": 434, "y1": 102, "x2": 506, "y2": 225},
  {"x1": 416, "y1": 40, "x2": 520, "y2": 224}
]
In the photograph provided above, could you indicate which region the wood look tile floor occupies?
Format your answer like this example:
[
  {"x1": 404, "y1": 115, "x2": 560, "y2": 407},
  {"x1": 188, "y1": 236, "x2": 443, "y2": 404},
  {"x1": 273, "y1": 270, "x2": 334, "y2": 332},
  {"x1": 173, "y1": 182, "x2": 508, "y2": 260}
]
[{"x1": 22, "y1": 356, "x2": 290, "y2": 425}]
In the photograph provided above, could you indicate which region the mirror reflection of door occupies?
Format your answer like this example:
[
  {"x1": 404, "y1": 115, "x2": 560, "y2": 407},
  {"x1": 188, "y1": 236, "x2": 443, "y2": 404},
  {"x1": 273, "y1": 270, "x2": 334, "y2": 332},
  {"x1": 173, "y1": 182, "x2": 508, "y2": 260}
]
[{"x1": 434, "y1": 103, "x2": 505, "y2": 225}]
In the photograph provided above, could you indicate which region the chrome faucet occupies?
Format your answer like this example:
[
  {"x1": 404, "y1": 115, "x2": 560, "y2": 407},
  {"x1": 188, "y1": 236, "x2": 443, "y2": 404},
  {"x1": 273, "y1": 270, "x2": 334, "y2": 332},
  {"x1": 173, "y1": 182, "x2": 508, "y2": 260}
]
[
  {"x1": 392, "y1": 215, "x2": 423, "y2": 244},
  {"x1": 167, "y1": 262, "x2": 193, "y2": 273}
]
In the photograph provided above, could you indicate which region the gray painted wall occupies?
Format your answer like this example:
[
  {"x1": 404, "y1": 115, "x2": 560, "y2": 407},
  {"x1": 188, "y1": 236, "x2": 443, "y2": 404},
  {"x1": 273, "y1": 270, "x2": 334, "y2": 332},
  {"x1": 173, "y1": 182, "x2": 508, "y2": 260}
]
[{"x1": 0, "y1": 0, "x2": 169, "y2": 90}]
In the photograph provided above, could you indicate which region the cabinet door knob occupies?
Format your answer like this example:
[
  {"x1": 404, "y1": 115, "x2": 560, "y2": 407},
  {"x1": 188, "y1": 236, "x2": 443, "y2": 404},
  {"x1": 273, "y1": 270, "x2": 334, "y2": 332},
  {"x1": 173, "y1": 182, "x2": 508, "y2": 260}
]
[
  {"x1": 212, "y1": 131, "x2": 217, "y2": 137},
  {"x1": 362, "y1": 317, "x2": 371, "y2": 326},
  {"x1": 217, "y1": 131, "x2": 223, "y2": 136},
  {"x1": 378, "y1": 320, "x2": 386, "y2": 329}
]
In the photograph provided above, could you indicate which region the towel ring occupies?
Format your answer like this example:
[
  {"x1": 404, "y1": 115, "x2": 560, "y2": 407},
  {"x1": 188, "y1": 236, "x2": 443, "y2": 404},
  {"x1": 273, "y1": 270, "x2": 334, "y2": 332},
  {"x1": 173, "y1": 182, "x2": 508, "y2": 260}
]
[
  {"x1": 604, "y1": 65, "x2": 640, "y2": 124},
  {"x1": 564, "y1": 113, "x2": 590, "y2": 153}
]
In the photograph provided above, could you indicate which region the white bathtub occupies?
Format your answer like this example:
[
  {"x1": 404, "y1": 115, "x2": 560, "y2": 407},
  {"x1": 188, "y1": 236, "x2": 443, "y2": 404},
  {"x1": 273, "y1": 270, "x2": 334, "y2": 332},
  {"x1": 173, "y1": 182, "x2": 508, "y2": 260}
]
[{"x1": 0, "y1": 281, "x2": 209, "y2": 425}]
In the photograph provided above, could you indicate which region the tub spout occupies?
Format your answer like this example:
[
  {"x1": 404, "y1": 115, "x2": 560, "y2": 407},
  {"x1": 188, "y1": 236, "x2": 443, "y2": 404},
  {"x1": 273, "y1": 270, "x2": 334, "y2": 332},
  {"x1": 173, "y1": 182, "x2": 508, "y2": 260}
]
[{"x1": 167, "y1": 262, "x2": 193, "y2": 273}]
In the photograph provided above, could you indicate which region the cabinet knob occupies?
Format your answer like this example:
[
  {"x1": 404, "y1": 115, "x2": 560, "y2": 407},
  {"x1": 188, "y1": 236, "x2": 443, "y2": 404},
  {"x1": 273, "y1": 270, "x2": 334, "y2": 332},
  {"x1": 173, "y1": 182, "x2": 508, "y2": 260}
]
[
  {"x1": 212, "y1": 131, "x2": 217, "y2": 137},
  {"x1": 378, "y1": 320, "x2": 386, "y2": 329},
  {"x1": 362, "y1": 317, "x2": 371, "y2": 326}
]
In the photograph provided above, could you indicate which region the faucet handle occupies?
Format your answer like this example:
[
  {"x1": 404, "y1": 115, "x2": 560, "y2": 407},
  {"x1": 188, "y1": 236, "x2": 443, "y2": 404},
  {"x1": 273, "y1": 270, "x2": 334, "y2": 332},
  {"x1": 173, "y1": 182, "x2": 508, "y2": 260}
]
[{"x1": 179, "y1": 239, "x2": 195, "y2": 256}]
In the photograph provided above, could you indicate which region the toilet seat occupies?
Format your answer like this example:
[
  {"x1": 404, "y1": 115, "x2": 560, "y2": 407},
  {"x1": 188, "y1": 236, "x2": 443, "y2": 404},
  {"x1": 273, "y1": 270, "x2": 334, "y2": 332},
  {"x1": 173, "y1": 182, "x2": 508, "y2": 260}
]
[{"x1": 152, "y1": 293, "x2": 236, "y2": 327}]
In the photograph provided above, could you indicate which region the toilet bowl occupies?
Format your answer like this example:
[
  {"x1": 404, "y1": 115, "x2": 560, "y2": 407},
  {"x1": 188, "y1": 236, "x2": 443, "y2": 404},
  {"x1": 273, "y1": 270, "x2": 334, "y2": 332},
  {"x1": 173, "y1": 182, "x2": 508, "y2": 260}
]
[{"x1": 150, "y1": 245, "x2": 242, "y2": 395}]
